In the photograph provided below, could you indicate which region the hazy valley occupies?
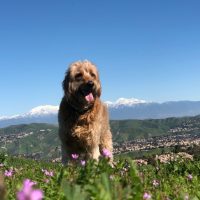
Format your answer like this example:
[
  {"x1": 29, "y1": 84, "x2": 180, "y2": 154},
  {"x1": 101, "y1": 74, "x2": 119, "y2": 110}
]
[{"x1": 1, "y1": 115, "x2": 200, "y2": 161}]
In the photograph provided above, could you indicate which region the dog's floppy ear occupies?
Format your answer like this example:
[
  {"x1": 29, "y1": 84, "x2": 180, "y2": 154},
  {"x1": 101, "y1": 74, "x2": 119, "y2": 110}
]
[
  {"x1": 62, "y1": 69, "x2": 70, "y2": 94},
  {"x1": 97, "y1": 88, "x2": 101, "y2": 97},
  {"x1": 96, "y1": 74, "x2": 102, "y2": 97}
]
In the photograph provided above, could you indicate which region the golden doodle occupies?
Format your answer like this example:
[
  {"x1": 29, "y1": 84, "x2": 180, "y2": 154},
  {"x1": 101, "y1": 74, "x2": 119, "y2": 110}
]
[{"x1": 58, "y1": 60, "x2": 113, "y2": 164}]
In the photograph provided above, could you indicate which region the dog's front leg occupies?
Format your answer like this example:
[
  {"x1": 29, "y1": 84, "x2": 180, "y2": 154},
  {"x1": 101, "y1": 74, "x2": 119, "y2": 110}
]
[
  {"x1": 92, "y1": 145, "x2": 100, "y2": 160},
  {"x1": 87, "y1": 145, "x2": 100, "y2": 161}
]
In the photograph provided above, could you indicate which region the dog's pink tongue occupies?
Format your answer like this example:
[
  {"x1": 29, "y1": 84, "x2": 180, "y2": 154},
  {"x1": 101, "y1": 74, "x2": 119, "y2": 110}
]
[{"x1": 85, "y1": 93, "x2": 94, "y2": 102}]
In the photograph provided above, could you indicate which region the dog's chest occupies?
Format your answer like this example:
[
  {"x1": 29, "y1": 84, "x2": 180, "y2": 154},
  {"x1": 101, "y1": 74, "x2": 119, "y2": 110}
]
[{"x1": 70, "y1": 116, "x2": 97, "y2": 146}]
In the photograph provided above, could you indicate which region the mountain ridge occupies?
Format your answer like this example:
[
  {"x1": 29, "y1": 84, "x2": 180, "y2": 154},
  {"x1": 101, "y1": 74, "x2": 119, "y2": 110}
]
[{"x1": 0, "y1": 98, "x2": 200, "y2": 128}]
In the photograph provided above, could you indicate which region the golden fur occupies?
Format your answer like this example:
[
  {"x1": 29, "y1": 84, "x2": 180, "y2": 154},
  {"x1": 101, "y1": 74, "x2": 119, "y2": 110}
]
[{"x1": 58, "y1": 60, "x2": 113, "y2": 164}]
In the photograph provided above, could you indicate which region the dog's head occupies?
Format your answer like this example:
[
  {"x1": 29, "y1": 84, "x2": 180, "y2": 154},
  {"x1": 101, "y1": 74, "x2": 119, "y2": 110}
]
[{"x1": 62, "y1": 60, "x2": 101, "y2": 110}]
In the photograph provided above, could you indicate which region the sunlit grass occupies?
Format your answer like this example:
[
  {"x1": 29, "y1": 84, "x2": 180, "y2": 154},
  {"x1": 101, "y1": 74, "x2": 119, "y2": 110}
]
[{"x1": 1, "y1": 154, "x2": 200, "y2": 200}]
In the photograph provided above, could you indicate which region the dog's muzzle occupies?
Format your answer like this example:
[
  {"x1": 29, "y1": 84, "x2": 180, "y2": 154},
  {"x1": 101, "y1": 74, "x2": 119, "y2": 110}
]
[{"x1": 81, "y1": 81, "x2": 95, "y2": 103}]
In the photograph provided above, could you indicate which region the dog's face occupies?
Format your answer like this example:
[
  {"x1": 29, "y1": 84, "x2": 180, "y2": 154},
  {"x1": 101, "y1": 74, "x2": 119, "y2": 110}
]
[{"x1": 63, "y1": 60, "x2": 101, "y2": 108}]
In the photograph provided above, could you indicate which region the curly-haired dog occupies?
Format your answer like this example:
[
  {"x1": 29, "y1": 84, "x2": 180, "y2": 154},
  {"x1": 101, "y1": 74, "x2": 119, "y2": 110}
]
[{"x1": 58, "y1": 60, "x2": 113, "y2": 164}]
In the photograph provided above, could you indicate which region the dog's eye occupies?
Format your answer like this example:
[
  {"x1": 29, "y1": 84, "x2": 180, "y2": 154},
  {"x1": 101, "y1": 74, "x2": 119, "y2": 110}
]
[
  {"x1": 75, "y1": 73, "x2": 82, "y2": 80},
  {"x1": 90, "y1": 72, "x2": 96, "y2": 78}
]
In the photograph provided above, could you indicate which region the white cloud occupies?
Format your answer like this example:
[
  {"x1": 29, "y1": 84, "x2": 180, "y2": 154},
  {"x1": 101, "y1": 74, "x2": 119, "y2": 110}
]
[{"x1": 28, "y1": 105, "x2": 59, "y2": 116}]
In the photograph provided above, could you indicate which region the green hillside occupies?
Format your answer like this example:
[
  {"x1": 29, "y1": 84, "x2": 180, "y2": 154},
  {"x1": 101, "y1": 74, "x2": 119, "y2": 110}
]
[
  {"x1": 0, "y1": 123, "x2": 60, "y2": 160},
  {"x1": 0, "y1": 123, "x2": 58, "y2": 136},
  {"x1": 111, "y1": 115, "x2": 200, "y2": 142},
  {"x1": 1, "y1": 154, "x2": 200, "y2": 200},
  {"x1": 0, "y1": 116, "x2": 200, "y2": 160}
]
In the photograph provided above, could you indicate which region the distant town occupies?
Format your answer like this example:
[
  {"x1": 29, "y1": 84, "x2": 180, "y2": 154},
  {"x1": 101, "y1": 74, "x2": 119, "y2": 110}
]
[
  {"x1": 114, "y1": 133, "x2": 200, "y2": 154},
  {"x1": 1, "y1": 126, "x2": 200, "y2": 161},
  {"x1": 114, "y1": 124, "x2": 200, "y2": 154}
]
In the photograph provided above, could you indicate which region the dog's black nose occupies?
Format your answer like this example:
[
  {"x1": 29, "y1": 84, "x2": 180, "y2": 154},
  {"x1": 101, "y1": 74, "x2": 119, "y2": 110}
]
[{"x1": 87, "y1": 80, "x2": 94, "y2": 87}]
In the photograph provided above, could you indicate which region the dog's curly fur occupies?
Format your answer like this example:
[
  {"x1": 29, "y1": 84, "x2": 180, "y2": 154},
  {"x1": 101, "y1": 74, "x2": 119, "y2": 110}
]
[{"x1": 58, "y1": 60, "x2": 113, "y2": 164}]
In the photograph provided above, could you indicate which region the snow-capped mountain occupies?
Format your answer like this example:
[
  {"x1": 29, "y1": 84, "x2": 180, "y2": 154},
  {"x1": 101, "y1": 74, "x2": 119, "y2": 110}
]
[
  {"x1": 108, "y1": 100, "x2": 200, "y2": 120},
  {"x1": 105, "y1": 98, "x2": 147, "y2": 108},
  {"x1": 0, "y1": 98, "x2": 200, "y2": 128},
  {"x1": 27, "y1": 105, "x2": 59, "y2": 116},
  {"x1": 0, "y1": 105, "x2": 59, "y2": 121},
  {"x1": 0, "y1": 105, "x2": 59, "y2": 128}
]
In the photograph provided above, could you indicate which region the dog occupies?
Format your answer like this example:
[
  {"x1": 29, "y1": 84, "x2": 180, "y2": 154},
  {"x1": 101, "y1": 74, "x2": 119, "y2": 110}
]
[{"x1": 58, "y1": 60, "x2": 113, "y2": 164}]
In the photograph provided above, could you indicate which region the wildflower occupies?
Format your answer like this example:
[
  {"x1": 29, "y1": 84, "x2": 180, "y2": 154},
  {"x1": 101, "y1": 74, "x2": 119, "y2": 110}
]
[
  {"x1": 156, "y1": 167, "x2": 160, "y2": 171},
  {"x1": 187, "y1": 174, "x2": 193, "y2": 181},
  {"x1": 42, "y1": 169, "x2": 54, "y2": 177},
  {"x1": 17, "y1": 179, "x2": 43, "y2": 200},
  {"x1": 102, "y1": 148, "x2": 112, "y2": 158},
  {"x1": 184, "y1": 194, "x2": 189, "y2": 200},
  {"x1": 45, "y1": 170, "x2": 53, "y2": 177},
  {"x1": 152, "y1": 179, "x2": 159, "y2": 187},
  {"x1": 4, "y1": 169, "x2": 13, "y2": 177},
  {"x1": 0, "y1": 163, "x2": 4, "y2": 167},
  {"x1": 143, "y1": 192, "x2": 151, "y2": 199},
  {"x1": 44, "y1": 179, "x2": 50, "y2": 183},
  {"x1": 80, "y1": 160, "x2": 86, "y2": 166},
  {"x1": 71, "y1": 153, "x2": 79, "y2": 160}
]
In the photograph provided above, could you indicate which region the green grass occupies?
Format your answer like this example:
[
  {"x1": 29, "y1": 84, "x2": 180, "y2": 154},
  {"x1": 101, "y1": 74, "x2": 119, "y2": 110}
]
[{"x1": 1, "y1": 154, "x2": 200, "y2": 200}]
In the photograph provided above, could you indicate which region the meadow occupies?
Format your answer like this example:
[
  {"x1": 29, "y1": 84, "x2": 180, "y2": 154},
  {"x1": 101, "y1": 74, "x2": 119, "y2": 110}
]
[{"x1": 1, "y1": 153, "x2": 200, "y2": 200}]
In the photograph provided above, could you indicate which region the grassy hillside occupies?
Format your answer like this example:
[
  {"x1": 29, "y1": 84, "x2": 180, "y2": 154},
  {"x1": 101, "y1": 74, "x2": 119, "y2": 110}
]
[
  {"x1": 0, "y1": 123, "x2": 60, "y2": 160},
  {"x1": 0, "y1": 116, "x2": 200, "y2": 160},
  {"x1": 111, "y1": 115, "x2": 200, "y2": 142},
  {"x1": 1, "y1": 154, "x2": 200, "y2": 200},
  {"x1": 0, "y1": 123, "x2": 58, "y2": 136}
]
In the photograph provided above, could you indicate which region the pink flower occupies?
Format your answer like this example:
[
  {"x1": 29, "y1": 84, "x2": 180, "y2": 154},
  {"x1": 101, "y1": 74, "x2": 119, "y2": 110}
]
[
  {"x1": 42, "y1": 169, "x2": 54, "y2": 177},
  {"x1": 44, "y1": 179, "x2": 50, "y2": 183},
  {"x1": 80, "y1": 160, "x2": 86, "y2": 166},
  {"x1": 152, "y1": 179, "x2": 159, "y2": 187},
  {"x1": 143, "y1": 192, "x2": 151, "y2": 199},
  {"x1": 102, "y1": 148, "x2": 112, "y2": 158},
  {"x1": 187, "y1": 174, "x2": 193, "y2": 181},
  {"x1": 17, "y1": 179, "x2": 43, "y2": 200},
  {"x1": 4, "y1": 169, "x2": 13, "y2": 177},
  {"x1": 45, "y1": 171, "x2": 53, "y2": 177},
  {"x1": 71, "y1": 153, "x2": 79, "y2": 160},
  {"x1": 184, "y1": 194, "x2": 189, "y2": 200}
]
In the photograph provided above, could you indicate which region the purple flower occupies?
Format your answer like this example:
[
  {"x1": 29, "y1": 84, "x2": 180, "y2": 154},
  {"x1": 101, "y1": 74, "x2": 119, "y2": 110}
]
[
  {"x1": 71, "y1": 153, "x2": 79, "y2": 160},
  {"x1": 4, "y1": 169, "x2": 13, "y2": 177},
  {"x1": 143, "y1": 192, "x2": 151, "y2": 199},
  {"x1": 102, "y1": 148, "x2": 112, "y2": 158},
  {"x1": 80, "y1": 160, "x2": 86, "y2": 166},
  {"x1": 17, "y1": 179, "x2": 43, "y2": 200},
  {"x1": 187, "y1": 174, "x2": 193, "y2": 181}
]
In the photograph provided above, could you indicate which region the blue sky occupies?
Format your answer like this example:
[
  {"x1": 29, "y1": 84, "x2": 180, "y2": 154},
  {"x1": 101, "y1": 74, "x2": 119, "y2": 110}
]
[{"x1": 0, "y1": 0, "x2": 200, "y2": 116}]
